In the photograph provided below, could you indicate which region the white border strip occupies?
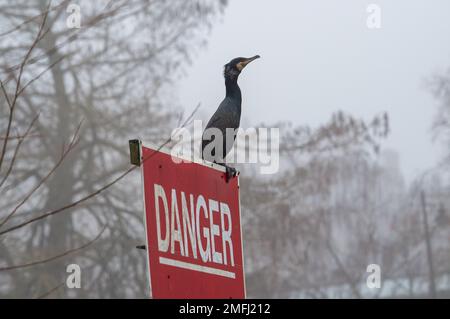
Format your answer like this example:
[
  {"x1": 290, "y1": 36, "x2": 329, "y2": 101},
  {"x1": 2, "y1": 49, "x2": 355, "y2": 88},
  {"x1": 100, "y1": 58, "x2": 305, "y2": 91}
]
[
  {"x1": 140, "y1": 140, "x2": 227, "y2": 173},
  {"x1": 237, "y1": 176, "x2": 247, "y2": 298},
  {"x1": 159, "y1": 257, "x2": 236, "y2": 279},
  {"x1": 140, "y1": 141, "x2": 153, "y2": 298}
]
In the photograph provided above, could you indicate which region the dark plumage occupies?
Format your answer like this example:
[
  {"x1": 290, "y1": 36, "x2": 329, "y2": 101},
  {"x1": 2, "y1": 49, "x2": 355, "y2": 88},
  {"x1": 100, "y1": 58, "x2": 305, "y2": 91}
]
[{"x1": 201, "y1": 55, "x2": 260, "y2": 178}]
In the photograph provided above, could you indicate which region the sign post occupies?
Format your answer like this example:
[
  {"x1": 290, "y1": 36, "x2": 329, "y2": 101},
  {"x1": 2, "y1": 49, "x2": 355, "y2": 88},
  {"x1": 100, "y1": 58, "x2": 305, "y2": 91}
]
[{"x1": 134, "y1": 141, "x2": 245, "y2": 299}]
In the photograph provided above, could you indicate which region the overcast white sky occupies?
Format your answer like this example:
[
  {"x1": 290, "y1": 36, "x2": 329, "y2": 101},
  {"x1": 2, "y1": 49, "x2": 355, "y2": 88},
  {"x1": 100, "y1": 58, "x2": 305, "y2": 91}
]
[{"x1": 176, "y1": 0, "x2": 450, "y2": 182}]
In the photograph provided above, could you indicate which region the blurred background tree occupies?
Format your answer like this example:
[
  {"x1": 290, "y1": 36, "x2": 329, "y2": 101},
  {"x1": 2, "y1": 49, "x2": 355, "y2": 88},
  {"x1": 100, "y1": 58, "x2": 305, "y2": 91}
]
[{"x1": 0, "y1": 0, "x2": 227, "y2": 298}]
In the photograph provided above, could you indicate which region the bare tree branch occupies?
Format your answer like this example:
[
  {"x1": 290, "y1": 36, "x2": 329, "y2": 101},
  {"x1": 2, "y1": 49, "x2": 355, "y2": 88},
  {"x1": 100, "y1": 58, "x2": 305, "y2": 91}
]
[
  {"x1": 0, "y1": 112, "x2": 40, "y2": 188},
  {"x1": 35, "y1": 281, "x2": 65, "y2": 299},
  {"x1": 0, "y1": 225, "x2": 105, "y2": 271},
  {"x1": 0, "y1": 120, "x2": 82, "y2": 229},
  {"x1": 0, "y1": 0, "x2": 70, "y2": 37}
]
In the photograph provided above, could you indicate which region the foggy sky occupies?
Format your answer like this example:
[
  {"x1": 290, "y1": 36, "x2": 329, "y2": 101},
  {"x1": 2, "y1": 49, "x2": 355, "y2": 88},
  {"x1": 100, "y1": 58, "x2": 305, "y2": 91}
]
[{"x1": 176, "y1": 0, "x2": 450, "y2": 182}]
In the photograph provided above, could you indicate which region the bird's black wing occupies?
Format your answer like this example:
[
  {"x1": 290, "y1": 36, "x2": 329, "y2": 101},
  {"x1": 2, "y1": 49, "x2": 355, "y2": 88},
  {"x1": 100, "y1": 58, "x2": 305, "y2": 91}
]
[
  {"x1": 201, "y1": 113, "x2": 224, "y2": 158},
  {"x1": 201, "y1": 96, "x2": 241, "y2": 161}
]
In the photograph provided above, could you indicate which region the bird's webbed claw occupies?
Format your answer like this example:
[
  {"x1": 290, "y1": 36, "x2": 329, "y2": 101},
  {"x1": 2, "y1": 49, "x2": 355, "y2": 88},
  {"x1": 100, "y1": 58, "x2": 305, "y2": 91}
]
[{"x1": 225, "y1": 165, "x2": 238, "y2": 183}]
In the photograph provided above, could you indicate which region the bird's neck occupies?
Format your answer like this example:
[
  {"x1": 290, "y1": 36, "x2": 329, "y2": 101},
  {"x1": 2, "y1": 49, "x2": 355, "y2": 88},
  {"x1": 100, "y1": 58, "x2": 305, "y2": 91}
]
[{"x1": 225, "y1": 77, "x2": 242, "y2": 102}]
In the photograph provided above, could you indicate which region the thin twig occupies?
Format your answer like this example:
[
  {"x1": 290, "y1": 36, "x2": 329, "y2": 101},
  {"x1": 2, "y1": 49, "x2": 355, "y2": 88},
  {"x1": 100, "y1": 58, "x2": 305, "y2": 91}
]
[
  {"x1": 0, "y1": 79, "x2": 12, "y2": 108},
  {"x1": 18, "y1": 53, "x2": 70, "y2": 96},
  {"x1": 35, "y1": 282, "x2": 65, "y2": 299},
  {"x1": 0, "y1": 225, "x2": 106, "y2": 271},
  {"x1": 0, "y1": 0, "x2": 70, "y2": 37},
  {"x1": 0, "y1": 112, "x2": 40, "y2": 188},
  {"x1": 0, "y1": 133, "x2": 41, "y2": 140},
  {"x1": 326, "y1": 240, "x2": 362, "y2": 299},
  {"x1": 0, "y1": 120, "x2": 83, "y2": 229}
]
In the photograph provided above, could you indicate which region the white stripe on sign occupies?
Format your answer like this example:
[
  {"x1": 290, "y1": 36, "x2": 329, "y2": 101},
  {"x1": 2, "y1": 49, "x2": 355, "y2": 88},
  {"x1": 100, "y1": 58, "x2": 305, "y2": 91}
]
[{"x1": 159, "y1": 257, "x2": 236, "y2": 279}]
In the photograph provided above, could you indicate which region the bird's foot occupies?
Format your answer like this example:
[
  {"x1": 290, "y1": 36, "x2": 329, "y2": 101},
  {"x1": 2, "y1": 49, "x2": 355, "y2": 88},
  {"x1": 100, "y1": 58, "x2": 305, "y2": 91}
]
[
  {"x1": 213, "y1": 161, "x2": 238, "y2": 183},
  {"x1": 225, "y1": 165, "x2": 238, "y2": 183}
]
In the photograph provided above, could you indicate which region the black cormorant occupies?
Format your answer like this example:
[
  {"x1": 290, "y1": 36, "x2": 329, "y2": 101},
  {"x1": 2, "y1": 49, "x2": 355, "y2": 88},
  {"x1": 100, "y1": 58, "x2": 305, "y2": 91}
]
[{"x1": 201, "y1": 55, "x2": 260, "y2": 182}]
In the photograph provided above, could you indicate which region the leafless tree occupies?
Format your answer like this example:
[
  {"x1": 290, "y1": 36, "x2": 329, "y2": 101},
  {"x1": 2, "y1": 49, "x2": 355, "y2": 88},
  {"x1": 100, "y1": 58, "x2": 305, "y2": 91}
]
[
  {"x1": 241, "y1": 112, "x2": 392, "y2": 297},
  {"x1": 0, "y1": 0, "x2": 227, "y2": 298},
  {"x1": 429, "y1": 68, "x2": 450, "y2": 166},
  {"x1": 242, "y1": 104, "x2": 450, "y2": 298}
]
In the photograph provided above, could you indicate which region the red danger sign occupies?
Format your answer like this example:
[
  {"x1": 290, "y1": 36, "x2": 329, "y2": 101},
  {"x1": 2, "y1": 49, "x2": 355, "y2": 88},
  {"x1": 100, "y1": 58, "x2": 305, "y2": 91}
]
[{"x1": 140, "y1": 143, "x2": 245, "y2": 299}]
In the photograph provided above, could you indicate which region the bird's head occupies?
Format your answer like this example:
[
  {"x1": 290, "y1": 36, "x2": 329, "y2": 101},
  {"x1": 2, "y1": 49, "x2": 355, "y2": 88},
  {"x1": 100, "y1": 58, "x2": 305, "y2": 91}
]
[{"x1": 224, "y1": 55, "x2": 260, "y2": 79}]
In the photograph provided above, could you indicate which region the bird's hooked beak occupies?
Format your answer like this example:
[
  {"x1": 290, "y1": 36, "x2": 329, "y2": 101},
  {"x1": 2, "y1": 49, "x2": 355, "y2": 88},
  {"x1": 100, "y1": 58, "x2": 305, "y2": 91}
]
[{"x1": 236, "y1": 55, "x2": 260, "y2": 71}]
